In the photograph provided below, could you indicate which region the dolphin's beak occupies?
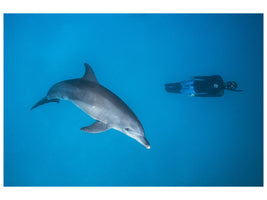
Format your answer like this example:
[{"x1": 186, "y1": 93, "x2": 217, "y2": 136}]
[{"x1": 137, "y1": 136, "x2": 150, "y2": 149}]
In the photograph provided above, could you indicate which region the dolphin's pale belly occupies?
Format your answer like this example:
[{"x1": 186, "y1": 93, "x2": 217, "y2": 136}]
[
  {"x1": 71, "y1": 99, "x2": 122, "y2": 124},
  {"x1": 68, "y1": 84, "x2": 136, "y2": 129}
]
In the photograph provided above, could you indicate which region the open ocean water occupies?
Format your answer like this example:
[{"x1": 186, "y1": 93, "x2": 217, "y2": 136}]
[{"x1": 4, "y1": 14, "x2": 263, "y2": 186}]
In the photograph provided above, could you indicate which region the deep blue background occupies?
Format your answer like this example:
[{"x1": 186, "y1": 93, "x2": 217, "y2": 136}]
[{"x1": 4, "y1": 14, "x2": 263, "y2": 186}]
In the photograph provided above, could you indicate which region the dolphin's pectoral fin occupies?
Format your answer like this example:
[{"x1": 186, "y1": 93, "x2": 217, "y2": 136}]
[
  {"x1": 31, "y1": 97, "x2": 60, "y2": 110},
  {"x1": 82, "y1": 63, "x2": 99, "y2": 83},
  {"x1": 81, "y1": 121, "x2": 110, "y2": 133}
]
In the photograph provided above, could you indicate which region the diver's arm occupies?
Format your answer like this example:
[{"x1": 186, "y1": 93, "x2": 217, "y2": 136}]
[
  {"x1": 232, "y1": 89, "x2": 244, "y2": 92},
  {"x1": 192, "y1": 76, "x2": 215, "y2": 81},
  {"x1": 192, "y1": 76, "x2": 210, "y2": 80},
  {"x1": 193, "y1": 76, "x2": 211, "y2": 78},
  {"x1": 194, "y1": 93, "x2": 223, "y2": 97},
  {"x1": 193, "y1": 75, "x2": 221, "y2": 81}
]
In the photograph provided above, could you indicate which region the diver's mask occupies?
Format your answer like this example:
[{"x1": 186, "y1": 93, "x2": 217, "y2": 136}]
[{"x1": 226, "y1": 81, "x2": 238, "y2": 90}]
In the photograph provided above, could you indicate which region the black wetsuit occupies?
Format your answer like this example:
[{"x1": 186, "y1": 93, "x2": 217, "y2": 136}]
[
  {"x1": 165, "y1": 75, "x2": 225, "y2": 97},
  {"x1": 193, "y1": 75, "x2": 225, "y2": 97}
]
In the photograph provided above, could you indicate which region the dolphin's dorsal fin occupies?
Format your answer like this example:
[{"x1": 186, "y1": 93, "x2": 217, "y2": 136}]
[{"x1": 82, "y1": 63, "x2": 98, "y2": 83}]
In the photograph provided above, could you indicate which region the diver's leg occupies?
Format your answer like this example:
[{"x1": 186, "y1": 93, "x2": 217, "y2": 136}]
[
  {"x1": 189, "y1": 85, "x2": 196, "y2": 96},
  {"x1": 179, "y1": 86, "x2": 196, "y2": 96},
  {"x1": 165, "y1": 80, "x2": 195, "y2": 94},
  {"x1": 180, "y1": 80, "x2": 194, "y2": 87},
  {"x1": 180, "y1": 88, "x2": 192, "y2": 95},
  {"x1": 180, "y1": 80, "x2": 196, "y2": 96}
]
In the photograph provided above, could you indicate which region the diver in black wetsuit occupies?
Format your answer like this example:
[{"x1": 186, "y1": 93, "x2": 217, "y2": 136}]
[{"x1": 165, "y1": 75, "x2": 243, "y2": 97}]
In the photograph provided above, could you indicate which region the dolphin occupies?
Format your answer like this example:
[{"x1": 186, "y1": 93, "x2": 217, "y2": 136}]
[{"x1": 31, "y1": 63, "x2": 150, "y2": 149}]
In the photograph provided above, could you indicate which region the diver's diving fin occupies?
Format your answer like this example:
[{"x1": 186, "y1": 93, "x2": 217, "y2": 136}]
[
  {"x1": 31, "y1": 97, "x2": 59, "y2": 110},
  {"x1": 81, "y1": 121, "x2": 110, "y2": 133},
  {"x1": 165, "y1": 82, "x2": 182, "y2": 93}
]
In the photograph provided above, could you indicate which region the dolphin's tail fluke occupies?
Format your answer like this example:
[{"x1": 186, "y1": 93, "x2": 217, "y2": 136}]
[{"x1": 31, "y1": 97, "x2": 59, "y2": 110}]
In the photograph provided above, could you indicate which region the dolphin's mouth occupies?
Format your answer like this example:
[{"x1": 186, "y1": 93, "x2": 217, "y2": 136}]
[
  {"x1": 123, "y1": 128, "x2": 150, "y2": 149},
  {"x1": 136, "y1": 136, "x2": 150, "y2": 149}
]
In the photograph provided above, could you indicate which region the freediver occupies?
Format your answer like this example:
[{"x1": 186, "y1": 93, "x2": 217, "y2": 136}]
[{"x1": 165, "y1": 75, "x2": 243, "y2": 97}]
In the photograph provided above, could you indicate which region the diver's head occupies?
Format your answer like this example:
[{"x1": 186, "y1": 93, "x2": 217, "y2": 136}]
[{"x1": 225, "y1": 81, "x2": 238, "y2": 91}]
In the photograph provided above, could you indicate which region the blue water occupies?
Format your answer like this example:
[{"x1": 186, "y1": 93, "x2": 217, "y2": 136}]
[{"x1": 4, "y1": 14, "x2": 263, "y2": 186}]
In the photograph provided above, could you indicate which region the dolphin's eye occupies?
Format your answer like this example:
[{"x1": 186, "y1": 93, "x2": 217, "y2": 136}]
[{"x1": 125, "y1": 128, "x2": 130, "y2": 131}]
